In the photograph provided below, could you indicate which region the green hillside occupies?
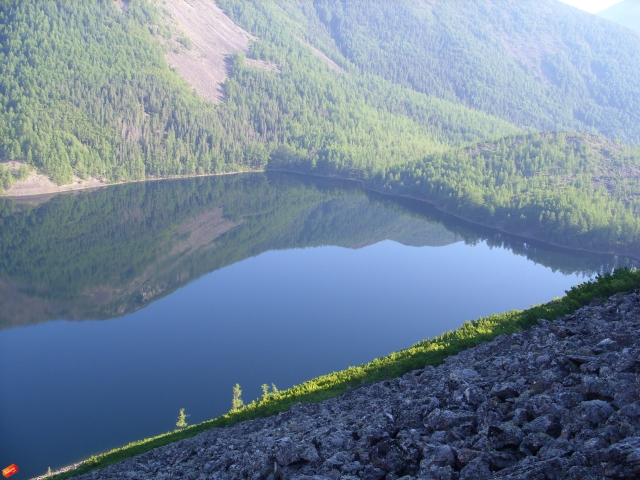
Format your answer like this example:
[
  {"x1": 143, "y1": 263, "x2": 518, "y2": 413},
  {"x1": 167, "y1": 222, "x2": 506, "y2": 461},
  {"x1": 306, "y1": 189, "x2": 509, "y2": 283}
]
[
  {"x1": 0, "y1": 0, "x2": 516, "y2": 188},
  {"x1": 1, "y1": 0, "x2": 640, "y2": 254},
  {"x1": 379, "y1": 132, "x2": 640, "y2": 254},
  {"x1": 599, "y1": 0, "x2": 640, "y2": 35}
]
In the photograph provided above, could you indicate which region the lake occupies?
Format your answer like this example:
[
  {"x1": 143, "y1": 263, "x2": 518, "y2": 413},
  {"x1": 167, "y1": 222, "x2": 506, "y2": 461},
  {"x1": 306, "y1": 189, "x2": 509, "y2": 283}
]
[{"x1": 0, "y1": 172, "x2": 635, "y2": 479}]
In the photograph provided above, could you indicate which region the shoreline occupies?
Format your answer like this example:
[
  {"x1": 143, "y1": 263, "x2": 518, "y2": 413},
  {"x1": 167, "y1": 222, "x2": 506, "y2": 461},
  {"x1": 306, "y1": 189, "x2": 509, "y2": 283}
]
[
  {"x1": 4, "y1": 167, "x2": 638, "y2": 261},
  {"x1": 42, "y1": 270, "x2": 640, "y2": 479},
  {"x1": 271, "y1": 168, "x2": 640, "y2": 262},
  {"x1": 0, "y1": 169, "x2": 263, "y2": 199},
  {"x1": 72, "y1": 292, "x2": 640, "y2": 479}
]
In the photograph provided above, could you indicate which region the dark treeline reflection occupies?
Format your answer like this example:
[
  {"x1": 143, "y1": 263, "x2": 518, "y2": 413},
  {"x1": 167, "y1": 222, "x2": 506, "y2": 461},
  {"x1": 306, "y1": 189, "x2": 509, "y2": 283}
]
[{"x1": 0, "y1": 172, "x2": 635, "y2": 329}]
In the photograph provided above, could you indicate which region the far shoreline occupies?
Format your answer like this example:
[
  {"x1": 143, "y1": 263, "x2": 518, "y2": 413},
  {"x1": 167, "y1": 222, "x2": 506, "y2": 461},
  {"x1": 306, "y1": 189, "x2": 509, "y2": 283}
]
[
  {"x1": 0, "y1": 169, "x2": 261, "y2": 199},
  {"x1": 271, "y1": 168, "x2": 640, "y2": 262},
  {"x1": 3, "y1": 166, "x2": 639, "y2": 262},
  {"x1": 39, "y1": 270, "x2": 640, "y2": 480}
]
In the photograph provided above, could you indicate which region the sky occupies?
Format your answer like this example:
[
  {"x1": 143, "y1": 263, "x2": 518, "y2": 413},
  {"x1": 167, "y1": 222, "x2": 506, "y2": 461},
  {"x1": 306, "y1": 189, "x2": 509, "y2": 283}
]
[{"x1": 559, "y1": 0, "x2": 624, "y2": 13}]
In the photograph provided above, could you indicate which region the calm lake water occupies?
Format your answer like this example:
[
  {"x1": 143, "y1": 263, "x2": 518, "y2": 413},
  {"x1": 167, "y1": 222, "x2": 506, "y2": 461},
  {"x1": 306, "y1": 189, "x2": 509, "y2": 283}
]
[{"x1": 0, "y1": 172, "x2": 636, "y2": 478}]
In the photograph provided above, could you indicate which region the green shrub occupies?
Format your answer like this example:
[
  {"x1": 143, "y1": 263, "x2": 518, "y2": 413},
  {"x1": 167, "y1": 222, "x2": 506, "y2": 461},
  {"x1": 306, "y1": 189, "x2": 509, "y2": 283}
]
[
  {"x1": 0, "y1": 164, "x2": 14, "y2": 193},
  {"x1": 175, "y1": 408, "x2": 188, "y2": 430},
  {"x1": 17, "y1": 163, "x2": 31, "y2": 180}
]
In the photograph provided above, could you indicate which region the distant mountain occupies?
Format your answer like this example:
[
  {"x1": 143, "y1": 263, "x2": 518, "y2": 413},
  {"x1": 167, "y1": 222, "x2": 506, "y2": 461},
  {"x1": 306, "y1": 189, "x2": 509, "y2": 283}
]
[
  {"x1": 275, "y1": 0, "x2": 640, "y2": 142},
  {"x1": 598, "y1": 0, "x2": 640, "y2": 34}
]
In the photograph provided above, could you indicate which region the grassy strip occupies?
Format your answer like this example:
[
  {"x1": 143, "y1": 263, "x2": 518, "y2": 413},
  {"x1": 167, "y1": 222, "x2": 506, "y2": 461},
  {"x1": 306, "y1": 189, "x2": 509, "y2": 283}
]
[{"x1": 50, "y1": 268, "x2": 640, "y2": 479}]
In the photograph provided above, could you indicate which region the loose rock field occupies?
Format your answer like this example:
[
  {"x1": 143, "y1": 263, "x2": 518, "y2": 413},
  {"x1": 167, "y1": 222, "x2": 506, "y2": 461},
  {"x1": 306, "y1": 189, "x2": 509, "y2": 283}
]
[{"x1": 78, "y1": 292, "x2": 640, "y2": 479}]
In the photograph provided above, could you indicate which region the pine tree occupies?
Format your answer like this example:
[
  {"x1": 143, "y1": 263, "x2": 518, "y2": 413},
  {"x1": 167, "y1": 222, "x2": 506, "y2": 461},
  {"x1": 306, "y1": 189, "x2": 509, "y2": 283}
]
[
  {"x1": 175, "y1": 408, "x2": 188, "y2": 429},
  {"x1": 232, "y1": 383, "x2": 244, "y2": 411}
]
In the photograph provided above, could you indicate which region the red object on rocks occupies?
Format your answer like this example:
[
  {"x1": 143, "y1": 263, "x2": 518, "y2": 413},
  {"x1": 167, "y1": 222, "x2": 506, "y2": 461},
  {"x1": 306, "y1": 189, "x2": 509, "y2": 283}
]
[{"x1": 2, "y1": 464, "x2": 18, "y2": 478}]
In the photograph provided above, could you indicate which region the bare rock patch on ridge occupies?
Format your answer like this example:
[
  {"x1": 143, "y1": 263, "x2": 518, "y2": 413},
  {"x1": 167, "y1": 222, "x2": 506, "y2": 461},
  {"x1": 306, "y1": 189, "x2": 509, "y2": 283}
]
[{"x1": 157, "y1": 0, "x2": 277, "y2": 103}]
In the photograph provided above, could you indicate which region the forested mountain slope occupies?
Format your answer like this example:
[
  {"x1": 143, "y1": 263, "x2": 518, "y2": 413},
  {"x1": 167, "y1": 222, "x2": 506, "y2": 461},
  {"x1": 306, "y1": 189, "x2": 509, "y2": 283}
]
[
  {"x1": 2, "y1": 0, "x2": 640, "y2": 254},
  {"x1": 0, "y1": 0, "x2": 517, "y2": 190},
  {"x1": 598, "y1": 0, "x2": 640, "y2": 35},
  {"x1": 278, "y1": 0, "x2": 640, "y2": 143},
  {"x1": 213, "y1": 0, "x2": 640, "y2": 254},
  {"x1": 380, "y1": 133, "x2": 640, "y2": 254}
]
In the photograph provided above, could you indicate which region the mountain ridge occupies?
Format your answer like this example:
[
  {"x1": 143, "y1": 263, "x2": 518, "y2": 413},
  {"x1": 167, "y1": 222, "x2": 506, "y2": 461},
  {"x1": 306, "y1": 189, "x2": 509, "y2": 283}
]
[{"x1": 598, "y1": 0, "x2": 640, "y2": 34}]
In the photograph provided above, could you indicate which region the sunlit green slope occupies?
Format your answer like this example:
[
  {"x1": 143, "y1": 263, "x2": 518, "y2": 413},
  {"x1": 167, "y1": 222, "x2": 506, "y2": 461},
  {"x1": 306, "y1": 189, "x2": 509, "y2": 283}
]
[{"x1": 380, "y1": 132, "x2": 640, "y2": 254}]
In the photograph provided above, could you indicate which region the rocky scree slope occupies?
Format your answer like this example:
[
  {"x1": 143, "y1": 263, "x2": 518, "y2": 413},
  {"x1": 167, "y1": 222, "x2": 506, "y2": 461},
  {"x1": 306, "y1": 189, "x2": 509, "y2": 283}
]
[{"x1": 77, "y1": 293, "x2": 640, "y2": 479}]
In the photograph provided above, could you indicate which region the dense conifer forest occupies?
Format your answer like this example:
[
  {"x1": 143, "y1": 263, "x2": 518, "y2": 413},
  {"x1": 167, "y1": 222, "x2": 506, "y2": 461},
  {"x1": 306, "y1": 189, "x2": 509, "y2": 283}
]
[
  {"x1": 1, "y1": 0, "x2": 640, "y2": 254},
  {"x1": 380, "y1": 133, "x2": 640, "y2": 255},
  {"x1": 293, "y1": 0, "x2": 640, "y2": 141},
  {"x1": 0, "y1": 0, "x2": 516, "y2": 187}
]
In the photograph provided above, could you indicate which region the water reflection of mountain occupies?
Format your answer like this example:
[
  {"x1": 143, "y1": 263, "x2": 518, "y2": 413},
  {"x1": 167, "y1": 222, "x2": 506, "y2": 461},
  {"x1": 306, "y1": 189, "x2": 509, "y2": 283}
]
[
  {"x1": 373, "y1": 193, "x2": 638, "y2": 278},
  {"x1": 0, "y1": 173, "x2": 635, "y2": 329}
]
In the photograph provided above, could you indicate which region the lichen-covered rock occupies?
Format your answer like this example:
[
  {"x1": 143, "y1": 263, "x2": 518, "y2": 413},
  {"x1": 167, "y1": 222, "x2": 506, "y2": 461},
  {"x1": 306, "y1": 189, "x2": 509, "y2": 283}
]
[
  {"x1": 275, "y1": 437, "x2": 301, "y2": 466},
  {"x1": 74, "y1": 292, "x2": 640, "y2": 479}
]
